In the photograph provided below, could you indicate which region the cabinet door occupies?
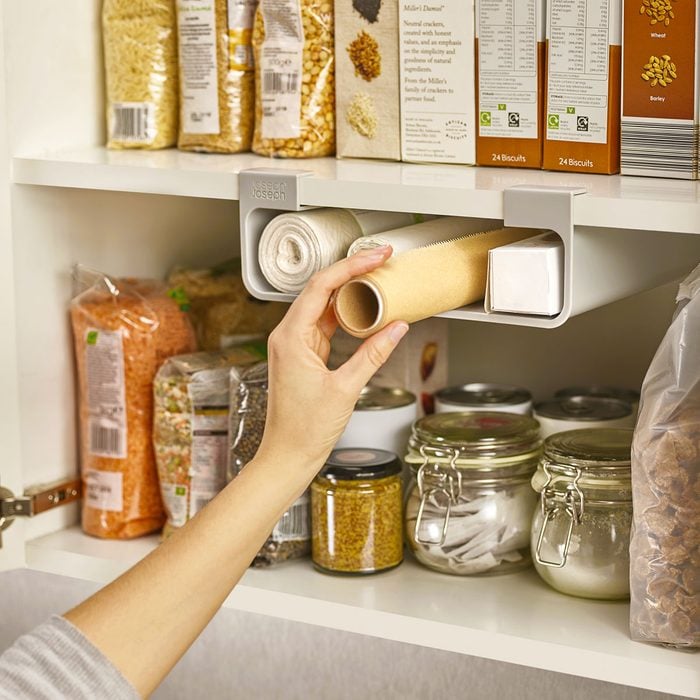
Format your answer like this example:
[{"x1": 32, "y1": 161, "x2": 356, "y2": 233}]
[{"x1": 0, "y1": 9, "x2": 27, "y2": 570}]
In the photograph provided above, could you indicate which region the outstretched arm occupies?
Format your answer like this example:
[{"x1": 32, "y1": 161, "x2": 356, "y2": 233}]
[{"x1": 64, "y1": 245, "x2": 408, "y2": 698}]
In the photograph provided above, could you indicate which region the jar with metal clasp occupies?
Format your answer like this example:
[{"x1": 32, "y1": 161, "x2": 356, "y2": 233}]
[
  {"x1": 405, "y1": 412, "x2": 542, "y2": 576},
  {"x1": 531, "y1": 428, "x2": 633, "y2": 600}
]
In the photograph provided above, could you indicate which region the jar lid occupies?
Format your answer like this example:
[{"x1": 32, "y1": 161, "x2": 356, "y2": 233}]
[
  {"x1": 554, "y1": 385, "x2": 640, "y2": 405},
  {"x1": 544, "y1": 428, "x2": 633, "y2": 469},
  {"x1": 355, "y1": 386, "x2": 416, "y2": 411},
  {"x1": 534, "y1": 396, "x2": 631, "y2": 421},
  {"x1": 411, "y1": 411, "x2": 540, "y2": 457},
  {"x1": 436, "y1": 383, "x2": 531, "y2": 407},
  {"x1": 321, "y1": 448, "x2": 402, "y2": 481}
]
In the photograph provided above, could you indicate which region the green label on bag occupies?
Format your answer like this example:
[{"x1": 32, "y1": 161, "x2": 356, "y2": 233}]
[
  {"x1": 167, "y1": 286, "x2": 191, "y2": 312},
  {"x1": 86, "y1": 330, "x2": 98, "y2": 345}
]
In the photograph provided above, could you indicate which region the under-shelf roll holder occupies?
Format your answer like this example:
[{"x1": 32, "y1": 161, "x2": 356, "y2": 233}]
[
  {"x1": 239, "y1": 170, "x2": 700, "y2": 328},
  {"x1": 239, "y1": 168, "x2": 314, "y2": 303}
]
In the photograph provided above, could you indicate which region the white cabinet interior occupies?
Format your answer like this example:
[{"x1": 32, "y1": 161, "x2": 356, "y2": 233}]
[{"x1": 0, "y1": 1, "x2": 699, "y2": 697}]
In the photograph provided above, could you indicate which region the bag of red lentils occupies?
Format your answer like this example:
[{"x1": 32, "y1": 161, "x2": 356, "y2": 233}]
[{"x1": 70, "y1": 267, "x2": 196, "y2": 539}]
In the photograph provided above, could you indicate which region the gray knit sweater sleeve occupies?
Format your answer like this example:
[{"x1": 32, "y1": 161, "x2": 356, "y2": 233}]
[{"x1": 0, "y1": 615, "x2": 139, "y2": 699}]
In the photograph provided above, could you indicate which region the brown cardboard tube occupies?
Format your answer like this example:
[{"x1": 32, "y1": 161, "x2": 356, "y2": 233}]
[
  {"x1": 334, "y1": 227, "x2": 536, "y2": 338},
  {"x1": 336, "y1": 279, "x2": 384, "y2": 335}
]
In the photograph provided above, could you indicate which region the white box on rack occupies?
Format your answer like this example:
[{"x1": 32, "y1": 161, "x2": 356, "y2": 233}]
[{"x1": 486, "y1": 232, "x2": 563, "y2": 316}]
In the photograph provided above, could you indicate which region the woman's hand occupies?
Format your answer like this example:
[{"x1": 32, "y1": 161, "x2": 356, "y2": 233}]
[{"x1": 258, "y1": 245, "x2": 409, "y2": 471}]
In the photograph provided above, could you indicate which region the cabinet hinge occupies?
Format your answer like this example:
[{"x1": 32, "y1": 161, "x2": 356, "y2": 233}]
[{"x1": 0, "y1": 479, "x2": 81, "y2": 530}]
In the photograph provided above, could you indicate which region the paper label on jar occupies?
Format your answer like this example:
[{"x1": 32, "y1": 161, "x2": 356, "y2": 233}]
[
  {"x1": 260, "y1": 0, "x2": 304, "y2": 139},
  {"x1": 272, "y1": 492, "x2": 309, "y2": 542},
  {"x1": 190, "y1": 402, "x2": 229, "y2": 517},
  {"x1": 178, "y1": 1, "x2": 221, "y2": 135},
  {"x1": 85, "y1": 470, "x2": 123, "y2": 513},
  {"x1": 84, "y1": 328, "x2": 127, "y2": 459}
]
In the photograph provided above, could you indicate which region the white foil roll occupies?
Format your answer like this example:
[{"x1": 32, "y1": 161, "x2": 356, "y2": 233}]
[
  {"x1": 259, "y1": 209, "x2": 416, "y2": 293},
  {"x1": 347, "y1": 216, "x2": 500, "y2": 257}
]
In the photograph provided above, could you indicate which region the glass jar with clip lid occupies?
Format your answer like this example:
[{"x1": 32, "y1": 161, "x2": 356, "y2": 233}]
[
  {"x1": 531, "y1": 428, "x2": 634, "y2": 600},
  {"x1": 405, "y1": 412, "x2": 542, "y2": 576}
]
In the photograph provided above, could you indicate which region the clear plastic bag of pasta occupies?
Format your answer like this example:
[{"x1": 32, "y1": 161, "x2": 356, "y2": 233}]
[
  {"x1": 177, "y1": 0, "x2": 256, "y2": 153},
  {"x1": 630, "y1": 264, "x2": 700, "y2": 648},
  {"x1": 103, "y1": 0, "x2": 178, "y2": 149},
  {"x1": 229, "y1": 363, "x2": 311, "y2": 565},
  {"x1": 252, "y1": 0, "x2": 335, "y2": 158}
]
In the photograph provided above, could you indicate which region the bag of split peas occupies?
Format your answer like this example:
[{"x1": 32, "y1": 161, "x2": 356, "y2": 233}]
[
  {"x1": 70, "y1": 267, "x2": 196, "y2": 539},
  {"x1": 252, "y1": 0, "x2": 335, "y2": 157}
]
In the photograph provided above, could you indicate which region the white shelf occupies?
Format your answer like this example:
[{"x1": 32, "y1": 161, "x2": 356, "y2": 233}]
[
  {"x1": 12, "y1": 147, "x2": 700, "y2": 234},
  {"x1": 26, "y1": 526, "x2": 699, "y2": 699}
]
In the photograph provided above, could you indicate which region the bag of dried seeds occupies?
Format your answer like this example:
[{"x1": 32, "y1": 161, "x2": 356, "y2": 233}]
[
  {"x1": 252, "y1": 0, "x2": 335, "y2": 157},
  {"x1": 154, "y1": 346, "x2": 265, "y2": 539},
  {"x1": 229, "y1": 363, "x2": 311, "y2": 565},
  {"x1": 103, "y1": 0, "x2": 178, "y2": 149},
  {"x1": 630, "y1": 264, "x2": 700, "y2": 648},
  {"x1": 176, "y1": 0, "x2": 257, "y2": 153},
  {"x1": 167, "y1": 259, "x2": 288, "y2": 351},
  {"x1": 70, "y1": 267, "x2": 196, "y2": 539}
]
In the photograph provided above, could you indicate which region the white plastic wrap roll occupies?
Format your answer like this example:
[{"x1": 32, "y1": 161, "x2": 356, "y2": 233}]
[
  {"x1": 346, "y1": 216, "x2": 500, "y2": 257},
  {"x1": 259, "y1": 209, "x2": 416, "y2": 293}
]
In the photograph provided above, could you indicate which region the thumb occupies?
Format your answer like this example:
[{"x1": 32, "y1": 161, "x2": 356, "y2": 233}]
[{"x1": 336, "y1": 321, "x2": 409, "y2": 393}]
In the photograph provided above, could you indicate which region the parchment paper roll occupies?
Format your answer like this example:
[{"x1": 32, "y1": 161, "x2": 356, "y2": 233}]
[
  {"x1": 347, "y1": 217, "x2": 499, "y2": 257},
  {"x1": 259, "y1": 209, "x2": 416, "y2": 293},
  {"x1": 334, "y1": 224, "x2": 536, "y2": 338}
]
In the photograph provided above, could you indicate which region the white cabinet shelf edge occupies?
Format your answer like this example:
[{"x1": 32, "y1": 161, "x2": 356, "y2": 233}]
[{"x1": 25, "y1": 527, "x2": 700, "y2": 699}]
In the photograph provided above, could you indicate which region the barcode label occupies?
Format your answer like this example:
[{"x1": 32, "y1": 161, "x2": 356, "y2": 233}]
[
  {"x1": 272, "y1": 493, "x2": 310, "y2": 542},
  {"x1": 110, "y1": 102, "x2": 155, "y2": 143},
  {"x1": 89, "y1": 423, "x2": 124, "y2": 458},
  {"x1": 263, "y1": 70, "x2": 300, "y2": 94},
  {"x1": 621, "y1": 120, "x2": 698, "y2": 179}
]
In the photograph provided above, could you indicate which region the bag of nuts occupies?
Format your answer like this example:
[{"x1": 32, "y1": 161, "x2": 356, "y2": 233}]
[
  {"x1": 229, "y1": 362, "x2": 311, "y2": 565},
  {"x1": 251, "y1": 0, "x2": 335, "y2": 157},
  {"x1": 630, "y1": 263, "x2": 700, "y2": 648}
]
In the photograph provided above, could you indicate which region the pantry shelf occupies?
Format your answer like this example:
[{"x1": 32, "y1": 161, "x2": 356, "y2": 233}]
[
  {"x1": 12, "y1": 148, "x2": 700, "y2": 235},
  {"x1": 26, "y1": 526, "x2": 699, "y2": 699}
]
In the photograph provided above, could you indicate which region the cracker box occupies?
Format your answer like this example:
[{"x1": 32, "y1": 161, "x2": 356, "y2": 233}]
[
  {"x1": 399, "y1": 1, "x2": 476, "y2": 164},
  {"x1": 543, "y1": 0, "x2": 622, "y2": 173},
  {"x1": 335, "y1": 0, "x2": 401, "y2": 160},
  {"x1": 476, "y1": 0, "x2": 546, "y2": 168}
]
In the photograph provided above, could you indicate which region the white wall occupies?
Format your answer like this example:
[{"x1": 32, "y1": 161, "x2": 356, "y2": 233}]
[{"x1": 0, "y1": 569, "x2": 686, "y2": 700}]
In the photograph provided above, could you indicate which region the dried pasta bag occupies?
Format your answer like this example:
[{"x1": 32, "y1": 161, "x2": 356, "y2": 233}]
[
  {"x1": 70, "y1": 268, "x2": 196, "y2": 539},
  {"x1": 252, "y1": 0, "x2": 335, "y2": 157},
  {"x1": 177, "y1": 0, "x2": 256, "y2": 153},
  {"x1": 154, "y1": 347, "x2": 264, "y2": 539},
  {"x1": 167, "y1": 259, "x2": 288, "y2": 351},
  {"x1": 229, "y1": 363, "x2": 311, "y2": 565},
  {"x1": 630, "y1": 264, "x2": 700, "y2": 648},
  {"x1": 103, "y1": 0, "x2": 178, "y2": 149}
]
